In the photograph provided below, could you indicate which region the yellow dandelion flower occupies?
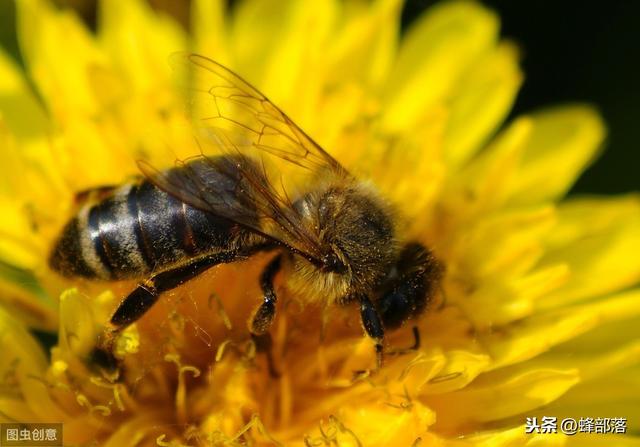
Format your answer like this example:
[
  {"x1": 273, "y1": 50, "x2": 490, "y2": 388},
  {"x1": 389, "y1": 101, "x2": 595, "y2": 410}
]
[{"x1": 1, "y1": 0, "x2": 639, "y2": 446}]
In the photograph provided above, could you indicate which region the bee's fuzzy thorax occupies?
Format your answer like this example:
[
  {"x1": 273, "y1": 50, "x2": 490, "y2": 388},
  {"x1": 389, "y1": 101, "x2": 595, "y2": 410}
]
[{"x1": 285, "y1": 181, "x2": 398, "y2": 305}]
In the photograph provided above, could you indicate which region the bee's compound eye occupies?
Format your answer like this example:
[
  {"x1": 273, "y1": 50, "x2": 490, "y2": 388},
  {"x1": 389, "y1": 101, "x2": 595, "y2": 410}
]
[{"x1": 322, "y1": 252, "x2": 346, "y2": 274}]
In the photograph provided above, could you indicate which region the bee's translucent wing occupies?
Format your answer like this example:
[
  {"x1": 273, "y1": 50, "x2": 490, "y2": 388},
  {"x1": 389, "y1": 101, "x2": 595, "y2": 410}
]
[
  {"x1": 140, "y1": 53, "x2": 350, "y2": 262},
  {"x1": 138, "y1": 154, "x2": 264, "y2": 230},
  {"x1": 171, "y1": 52, "x2": 349, "y2": 177}
]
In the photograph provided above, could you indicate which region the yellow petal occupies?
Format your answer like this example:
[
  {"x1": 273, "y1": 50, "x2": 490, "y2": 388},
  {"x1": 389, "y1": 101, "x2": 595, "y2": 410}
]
[
  {"x1": 426, "y1": 367, "x2": 579, "y2": 433},
  {"x1": 0, "y1": 262, "x2": 57, "y2": 331},
  {"x1": 0, "y1": 307, "x2": 66, "y2": 421},
  {"x1": 328, "y1": 0, "x2": 402, "y2": 88},
  {"x1": 191, "y1": 0, "x2": 230, "y2": 64},
  {"x1": 550, "y1": 290, "x2": 640, "y2": 360},
  {"x1": 382, "y1": 0, "x2": 499, "y2": 131},
  {"x1": 465, "y1": 426, "x2": 566, "y2": 447},
  {"x1": 444, "y1": 42, "x2": 522, "y2": 166},
  {"x1": 552, "y1": 312, "x2": 640, "y2": 357},
  {"x1": 453, "y1": 263, "x2": 569, "y2": 327},
  {"x1": 336, "y1": 401, "x2": 436, "y2": 446},
  {"x1": 53, "y1": 116, "x2": 138, "y2": 189},
  {"x1": 418, "y1": 350, "x2": 492, "y2": 396},
  {"x1": 543, "y1": 340, "x2": 640, "y2": 383},
  {"x1": 364, "y1": 106, "x2": 447, "y2": 226},
  {"x1": 98, "y1": 0, "x2": 186, "y2": 94},
  {"x1": 540, "y1": 366, "x2": 640, "y2": 434},
  {"x1": 0, "y1": 123, "x2": 69, "y2": 275},
  {"x1": 231, "y1": 0, "x2": 338, "y2": 129},
  {"x1": 103, "y1": 413, "x2": 165, "y2": 447},
  {"x1": 507, "y1": 105, "x2": 606, "y2": 205},
  {"x1": 546, "y1": 194, "x2": 640, "y2": 249},
  {"x1": 486, "y1": 288, "x2": 640, "y2": 368},
  {"x1": 0, "y1": 398, "x2": 38, "y2": 423},
  {"x1": 0, "y1": 52, "x2": 67, "y2": 204},
  {"x1": 57, "y1": 288, "x2": 103, "y2": 357},
  {"x1": 0, "y1": 196, "x2": 42, "y2": 270},
  {"x1": 520, "y1": 321, "x2": 640, "y2": 424},
  {"x1": 539, "y1": 195, "x2": 640, "y2": 308},
  {"x1": 16, "y1": 0, "x2": 108, "y2": 118},
  {"x1": 442, "y1": 117, "x2": 531, "y2": 220},
  {"x1": 0, "y1": 49, "x2": 48, "y2": 141},
  {"x1": 566, "y1": 435, "x2": 640, "y2": 447},
  {"x1": 450, "y1": 206, "x2": 556, "y2": 281}
]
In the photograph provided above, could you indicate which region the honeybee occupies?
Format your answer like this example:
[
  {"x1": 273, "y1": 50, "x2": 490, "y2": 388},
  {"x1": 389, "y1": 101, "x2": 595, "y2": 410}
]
[{"x1": 49, "y1": 54, "x2": 443, "y2": 366}]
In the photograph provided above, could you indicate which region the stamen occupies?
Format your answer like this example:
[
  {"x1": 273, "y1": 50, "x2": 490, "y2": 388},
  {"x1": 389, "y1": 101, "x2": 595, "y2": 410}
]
[
  {"x1": 90, "y1": 376, "x2": 132, "y2": 412},
  {"x1": 215, "y1": 339, "x2": 233, "y2": 362},
  {"x1": 76, "y1": 394, "x2": 111, "y2": 416},
  {"x1": 230, "y1": 414, "x2": 283, "y2": 447},
  {"x1": 428, "y1": 370, "x2": 463, "y2": 384},
  {"x1": 398, "y1": 353, "x2": 437, "y2": 381},
  {"x1": 305, "y1": 415, "x2": 363, "y2": 447},
  {"x1": 209, "y1": 292, "x2": 232, "y2": 330},
  {"x1": 155, "y1": 434, "x2": 190, "y2": 447},
  {"x1": 164, "y1": 354, "x2": 201, "y2": 425},
  {"x1": 328, "y1": 415, "x2": 362, "y2": 447},
  {"x1": 278, "y1": 373, "x2": 293, "y2": 428}
]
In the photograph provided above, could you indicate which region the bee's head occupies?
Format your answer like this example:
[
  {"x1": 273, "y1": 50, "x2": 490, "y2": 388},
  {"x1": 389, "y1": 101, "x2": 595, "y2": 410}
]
[{"x1": 288, "y1": 184, "x2": 397, "y2": 304}]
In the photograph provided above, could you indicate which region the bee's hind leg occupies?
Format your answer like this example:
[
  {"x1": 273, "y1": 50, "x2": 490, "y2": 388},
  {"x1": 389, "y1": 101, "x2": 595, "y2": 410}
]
[
  {"x1": 110, "y1": 251, "x2": 236, "y2": 329},
  {"x1": 250, "y1": 254, "x2": 283, "y2": 378},
  {"x1": 90, "y1": 251, "x2": 237, "y2": 373}
]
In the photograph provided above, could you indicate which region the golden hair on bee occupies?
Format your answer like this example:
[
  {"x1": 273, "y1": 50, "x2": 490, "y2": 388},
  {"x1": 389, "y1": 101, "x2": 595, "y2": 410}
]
[{"x1": 284, "y1": 180, "x2": 398, "y2": 306}]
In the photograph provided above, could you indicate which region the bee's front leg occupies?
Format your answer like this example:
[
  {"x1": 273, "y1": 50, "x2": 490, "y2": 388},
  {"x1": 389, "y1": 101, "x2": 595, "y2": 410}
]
[{"x1": 359, "y1": 295, "x2": 385, "y2": 369}]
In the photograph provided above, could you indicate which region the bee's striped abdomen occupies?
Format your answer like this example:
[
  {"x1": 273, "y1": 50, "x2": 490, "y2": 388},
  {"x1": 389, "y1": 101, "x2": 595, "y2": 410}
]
[
  {"x1": 50, "y1": 178, "x2": 253, "y2": 281},
  {"x1": 86, "y1": 184, "x2": 147, "y2": 278}
]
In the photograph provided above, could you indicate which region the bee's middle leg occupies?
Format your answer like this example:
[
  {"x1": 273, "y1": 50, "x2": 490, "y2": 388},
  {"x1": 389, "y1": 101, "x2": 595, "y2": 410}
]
[
  {"x1": 250, "y1": 254, "x2": 283, "y2": 378},
  {"x1": 249, "y1": 254, "x2": 283, "y2": 336}
]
